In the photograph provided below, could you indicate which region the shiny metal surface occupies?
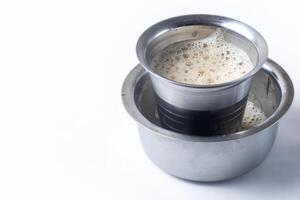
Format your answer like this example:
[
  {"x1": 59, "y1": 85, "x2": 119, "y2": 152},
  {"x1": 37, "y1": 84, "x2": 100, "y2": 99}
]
[
  {"x1": 122, "y1": 58, "x2": 294, "y2": 182},
  {"x1": 136, "y1": 15, "x2": 268, "y2": 111}
]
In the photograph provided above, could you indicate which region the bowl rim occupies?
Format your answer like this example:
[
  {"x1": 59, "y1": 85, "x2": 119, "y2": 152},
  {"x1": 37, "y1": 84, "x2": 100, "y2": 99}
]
[
  {"x1": 136, "y1": 14, "x2": 268, "y2": 89},
  {"x1": 121, "y1": 58, "x2": 294, "y2": 142}
]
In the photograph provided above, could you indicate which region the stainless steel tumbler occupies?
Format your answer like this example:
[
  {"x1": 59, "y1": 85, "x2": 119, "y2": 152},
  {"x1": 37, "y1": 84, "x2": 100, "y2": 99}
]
[{"x1": 136, "y1": 15, "x2": 268, "y2": 134}]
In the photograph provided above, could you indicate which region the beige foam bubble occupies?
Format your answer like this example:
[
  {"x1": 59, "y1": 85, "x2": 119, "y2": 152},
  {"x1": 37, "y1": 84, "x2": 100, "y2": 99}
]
[
  {"x1": 241, "y1": 101, "x2": 266, "y2": 129},
  {"x1": 151, "y1": 29, "x2": 254, "y2": 85}
]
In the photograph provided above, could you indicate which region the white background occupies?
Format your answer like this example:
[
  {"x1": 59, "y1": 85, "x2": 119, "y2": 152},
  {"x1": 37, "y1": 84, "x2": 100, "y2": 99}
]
[{"x1": 0, "y1": 0, "x2": 299, "y2": 199}]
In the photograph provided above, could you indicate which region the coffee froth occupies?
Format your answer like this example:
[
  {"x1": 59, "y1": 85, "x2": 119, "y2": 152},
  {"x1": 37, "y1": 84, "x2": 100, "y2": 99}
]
[
  {"x1": 151, "y1": 29, "x2": 254, "y2": 85},
  {"x1": 241, "y1": 101, "x2": 266, "y2": 129}
]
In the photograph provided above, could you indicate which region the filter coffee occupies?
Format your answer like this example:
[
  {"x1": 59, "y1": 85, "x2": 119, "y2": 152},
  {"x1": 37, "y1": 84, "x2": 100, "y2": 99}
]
[
  {"x1": 151, "y1": 29, "x2": 254, "y2": 85},
  {"x1": 241, "y1": 101, "x2": 266, "y2": 129}
]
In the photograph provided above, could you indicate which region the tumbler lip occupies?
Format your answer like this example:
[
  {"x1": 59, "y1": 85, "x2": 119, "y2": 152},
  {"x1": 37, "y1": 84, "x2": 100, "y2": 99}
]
[{"x1": 136, "y1": 14, "x2": 268, "y2": 89}]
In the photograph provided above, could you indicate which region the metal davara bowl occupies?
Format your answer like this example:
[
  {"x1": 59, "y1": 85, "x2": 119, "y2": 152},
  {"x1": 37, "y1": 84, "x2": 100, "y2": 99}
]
[{"x1": 122, "y1": 58, "x2": 293, "y2": 182}]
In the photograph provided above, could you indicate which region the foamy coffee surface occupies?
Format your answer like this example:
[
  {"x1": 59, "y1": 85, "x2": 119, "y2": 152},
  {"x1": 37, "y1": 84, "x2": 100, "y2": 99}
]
[
  {"x1": 151, "y1": 29, "x2": 254, "y2": 85},
  {"x1": 241, "y1": 101, "x2": 266, "y2": 129}
]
